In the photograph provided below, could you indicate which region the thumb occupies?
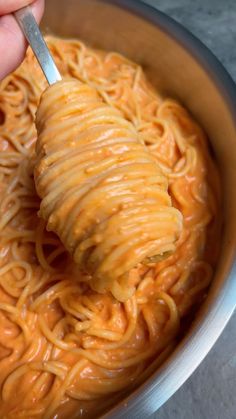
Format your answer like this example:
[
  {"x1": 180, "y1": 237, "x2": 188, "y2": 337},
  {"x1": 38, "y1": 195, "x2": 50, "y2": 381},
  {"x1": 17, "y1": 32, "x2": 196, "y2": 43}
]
[{"x1": 0, "y1": 1, "x2": 37, "y2": 15}]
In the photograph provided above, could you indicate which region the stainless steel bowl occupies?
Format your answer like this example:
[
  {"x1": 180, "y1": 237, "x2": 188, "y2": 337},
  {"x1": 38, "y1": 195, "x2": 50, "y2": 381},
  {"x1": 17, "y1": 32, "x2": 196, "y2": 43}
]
[{"x1": 41, "y1": 1, "x2": 236, "y2": 417}]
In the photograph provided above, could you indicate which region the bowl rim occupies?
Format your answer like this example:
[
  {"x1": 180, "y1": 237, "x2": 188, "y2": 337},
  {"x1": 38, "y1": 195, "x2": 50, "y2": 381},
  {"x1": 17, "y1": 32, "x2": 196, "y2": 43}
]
[{"x1": 98, "y1": 1, "x2": 236, "y2": 418}]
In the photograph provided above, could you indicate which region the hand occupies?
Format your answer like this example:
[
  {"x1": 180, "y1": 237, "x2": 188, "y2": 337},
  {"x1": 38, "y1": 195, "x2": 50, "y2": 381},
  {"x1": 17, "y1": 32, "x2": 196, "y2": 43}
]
[{"x1": 0, "y1": 0, "x2": 45, "y2": 80}]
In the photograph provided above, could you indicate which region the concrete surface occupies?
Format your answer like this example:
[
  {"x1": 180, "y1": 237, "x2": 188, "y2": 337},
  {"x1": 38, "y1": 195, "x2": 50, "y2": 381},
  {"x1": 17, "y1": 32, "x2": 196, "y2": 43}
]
[{"x1": 142, "y1": 1, "x2": 236, "y2": 419}]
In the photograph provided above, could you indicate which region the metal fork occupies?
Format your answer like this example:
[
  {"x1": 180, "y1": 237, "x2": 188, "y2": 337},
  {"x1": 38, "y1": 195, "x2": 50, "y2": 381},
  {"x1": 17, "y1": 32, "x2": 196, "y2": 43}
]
[{"x1": 14, "y1": 6, "x2": 62, "y2": 85}]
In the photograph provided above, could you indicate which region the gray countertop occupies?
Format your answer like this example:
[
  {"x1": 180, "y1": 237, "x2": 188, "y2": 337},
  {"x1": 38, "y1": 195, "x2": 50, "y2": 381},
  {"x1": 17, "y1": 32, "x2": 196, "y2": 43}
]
[{"x1": 142, "y1": 1, "x2": 236, "y2": 419}]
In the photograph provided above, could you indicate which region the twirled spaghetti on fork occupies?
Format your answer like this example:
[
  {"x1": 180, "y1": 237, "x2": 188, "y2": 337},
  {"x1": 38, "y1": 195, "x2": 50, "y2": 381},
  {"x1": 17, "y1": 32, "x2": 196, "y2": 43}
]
[{"x1": 35, "y1": 78, "x2": 183, "y2": 301}]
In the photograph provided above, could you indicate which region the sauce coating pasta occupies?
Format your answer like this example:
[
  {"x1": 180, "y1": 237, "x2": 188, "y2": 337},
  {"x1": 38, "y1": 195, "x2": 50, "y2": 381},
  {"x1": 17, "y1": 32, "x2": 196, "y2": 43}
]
[
  {"x1": 35, "y1": 78, "x2": 182, "y2": 302},
  {"x1": 0, "y1": 36, "x2": 220, "y2": 418}
]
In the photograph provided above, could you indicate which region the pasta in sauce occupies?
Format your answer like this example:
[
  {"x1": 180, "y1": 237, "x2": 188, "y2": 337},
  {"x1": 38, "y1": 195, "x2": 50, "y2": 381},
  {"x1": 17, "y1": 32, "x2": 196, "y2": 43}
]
[
  {"x1": 0, "y1": 36, "x2": 220, "y2": 418},
  {"x1": 35, "y1": 78, "x2": 182, "y2": 302}
]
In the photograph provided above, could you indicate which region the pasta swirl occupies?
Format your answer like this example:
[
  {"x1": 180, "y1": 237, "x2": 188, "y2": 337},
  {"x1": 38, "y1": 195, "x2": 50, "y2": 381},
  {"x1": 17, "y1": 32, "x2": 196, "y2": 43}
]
[{"x1": 35, "y1": 78, "x2": 182, "y2": 301}]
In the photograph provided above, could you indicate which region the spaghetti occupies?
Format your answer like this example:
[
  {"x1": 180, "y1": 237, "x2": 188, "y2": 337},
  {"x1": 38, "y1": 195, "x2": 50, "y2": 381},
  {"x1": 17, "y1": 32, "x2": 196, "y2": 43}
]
[
  {"x1": 0, "y1": 36, "x2": 220, "y2": 418},
  {"x1": 35, "y1": 78, "x2": 182, "y2": 302}
]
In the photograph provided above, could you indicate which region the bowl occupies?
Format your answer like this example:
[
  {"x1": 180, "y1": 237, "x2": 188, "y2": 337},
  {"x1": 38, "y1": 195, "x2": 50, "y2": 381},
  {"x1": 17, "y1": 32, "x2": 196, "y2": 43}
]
[{"x1": 41, "y1": 1, "x2": 236, "y2": 417}]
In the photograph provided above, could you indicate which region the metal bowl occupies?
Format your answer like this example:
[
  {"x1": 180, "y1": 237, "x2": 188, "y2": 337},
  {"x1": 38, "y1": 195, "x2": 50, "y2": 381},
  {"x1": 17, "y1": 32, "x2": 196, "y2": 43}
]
[{"x1": 41, "y1": 1, "x2": 236, "y2": 417}]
